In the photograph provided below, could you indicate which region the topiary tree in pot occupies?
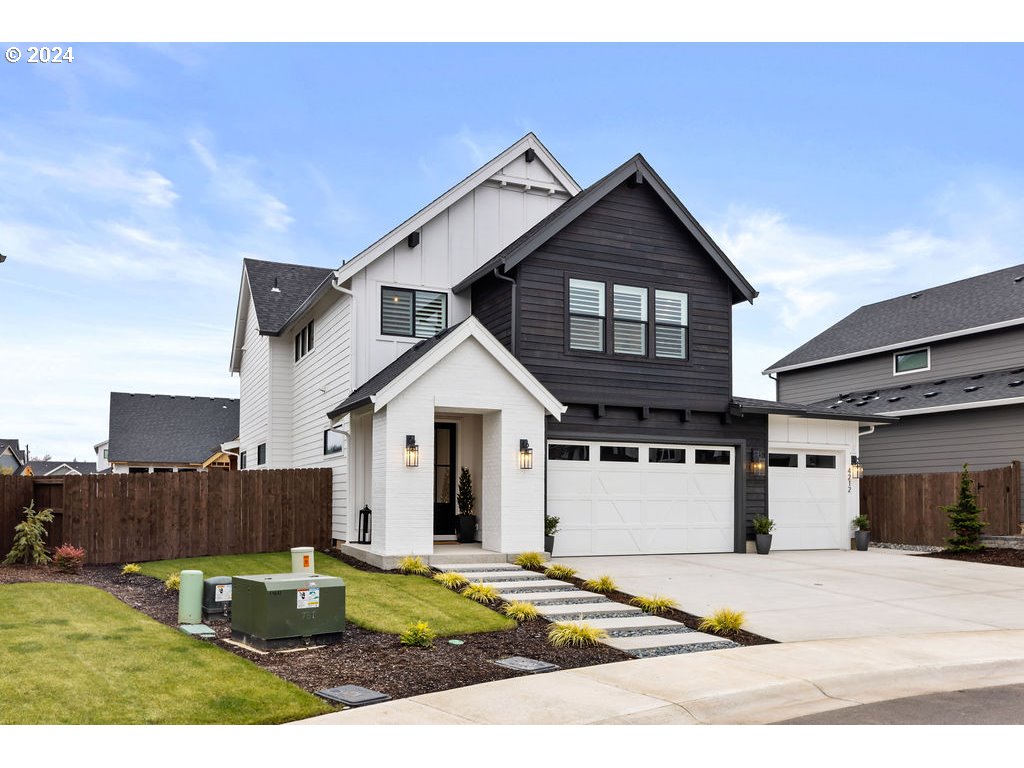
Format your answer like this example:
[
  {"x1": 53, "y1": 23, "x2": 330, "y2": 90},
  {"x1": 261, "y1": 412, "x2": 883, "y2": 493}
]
[{"x1": 455, "y1": 466, "x2": 477, "y2": 543}]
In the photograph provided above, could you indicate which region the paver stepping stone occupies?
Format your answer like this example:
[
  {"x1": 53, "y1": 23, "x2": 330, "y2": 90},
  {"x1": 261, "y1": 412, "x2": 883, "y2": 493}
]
[
  {"x1": 537, "y1": 601, "x2": 643, "y2": 618},
  {"x1": 461, "y1": 570, "x2": 549, "y2": 582},
  {"x1": 603, "y1": 631, "x2": 732, "y2": 652},
  {"x1": 433, "y1": 563, "x2": 522, "y2": 573},
  {"x1": 503, "y1": 590, "x2": 609, "y2": 605},
  {"x1": 578, "y1": 615, "x2": 682, "y2": 633}
]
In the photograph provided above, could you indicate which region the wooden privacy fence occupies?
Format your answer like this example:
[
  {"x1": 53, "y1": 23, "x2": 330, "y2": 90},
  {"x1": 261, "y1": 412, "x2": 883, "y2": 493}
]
[
  {"x1": 860, "y1": 463, "x2": 1020, "y2": 546},
  {"x1": 0, "y1": 469, "x2": 333, "y2": 565}
]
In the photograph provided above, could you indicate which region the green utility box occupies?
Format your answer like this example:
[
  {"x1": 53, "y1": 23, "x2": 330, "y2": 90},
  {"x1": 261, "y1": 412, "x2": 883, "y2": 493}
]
[{"x1": 230, "y1": 573, "x2": 345, "y2": 650}]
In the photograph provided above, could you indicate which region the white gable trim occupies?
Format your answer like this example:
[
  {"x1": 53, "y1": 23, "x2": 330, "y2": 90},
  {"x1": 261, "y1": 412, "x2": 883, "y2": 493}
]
[
  {"x1": 334, "y1": 133, "x2": 580, "y2": 287},
  {"x1": 43, "y1": 464, "x2": 81, "y2": 476},
  {"x1": 229, "y1": 268, "x2": 254, "y2": 374},
  {"x1": 371, "y1": 317, "x2": 566, "y2": 420}
]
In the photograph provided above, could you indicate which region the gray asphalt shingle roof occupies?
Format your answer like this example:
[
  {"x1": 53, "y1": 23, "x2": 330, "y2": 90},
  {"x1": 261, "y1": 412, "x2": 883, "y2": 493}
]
[
  {"x1": 244, "y1": 258, "x2": 335, "y2": 336},
  {"x1": 0, "y1": 439, "x2": 25, "y2": 463},
  {"x1": 730, "y1": 396, "x2": 897, "y2": 423},
  {"x1": 24, "y1": 461, "x2": 98, "y2": 475},
  {"x1": 107, "y1": 393, "x2": 240, "y2": 464},
  {"x1": 766, "y1": 263, "x2": 1024, "y2": 372},
  {"x1": 804, "y1": 365, "x2": 1024, "y2": 416}
]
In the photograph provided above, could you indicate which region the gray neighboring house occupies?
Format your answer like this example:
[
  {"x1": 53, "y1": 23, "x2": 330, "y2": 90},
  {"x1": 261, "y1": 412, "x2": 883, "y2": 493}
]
[
  {"x1": 21, "y1": 460, "x2": 97, "y2": 476},
  {"x1": 1, "y1": 439, "x2": 26, "y2": 474},
  {"x1": 105, "y1": 392, "x2": 240, "y2": 473},
  {"x1": 765, "y1": 263, "x2": 1024, "y2": 518}
]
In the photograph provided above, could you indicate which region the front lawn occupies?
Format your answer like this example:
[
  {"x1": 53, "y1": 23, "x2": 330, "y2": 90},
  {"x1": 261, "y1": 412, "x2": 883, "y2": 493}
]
[
  {"x1": 136, "y1": 551, "x2": 514, "y2": 635},
  {"x1": 0, "y1": 583, "x2": 330, "y2": 725}
]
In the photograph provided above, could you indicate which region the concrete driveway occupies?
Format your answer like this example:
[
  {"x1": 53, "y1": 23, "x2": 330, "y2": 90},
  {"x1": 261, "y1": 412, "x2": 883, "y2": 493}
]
[{"x1": 557, "y1": 549, "x2": 1024, "y2": 642}]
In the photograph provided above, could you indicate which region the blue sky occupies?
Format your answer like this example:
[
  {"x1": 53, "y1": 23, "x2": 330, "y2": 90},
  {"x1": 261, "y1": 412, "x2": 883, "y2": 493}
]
[{"x1": 3, "y1": 43, "x2": 1024, "y2": 462}]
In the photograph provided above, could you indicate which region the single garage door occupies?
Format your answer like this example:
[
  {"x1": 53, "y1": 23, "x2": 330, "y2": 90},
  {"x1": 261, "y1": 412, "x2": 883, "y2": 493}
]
[
  {"x1": 546, "y1": 440, "x2": 735, "y2": 556},
  {"x1": 768, "y1": 450, "x2": 846, "y2": 549}
]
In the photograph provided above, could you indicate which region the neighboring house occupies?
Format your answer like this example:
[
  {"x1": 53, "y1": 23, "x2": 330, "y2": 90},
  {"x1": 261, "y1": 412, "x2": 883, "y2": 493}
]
[
  {"x1": 765, "y1": 264, "x2": 1024, "y2": 517},
  {"x1": 94, "y1": 439, "x2": 110, "y2": 472},
  {"x1": 21, "y1": 460, "x2": 97, "y2": 476},
  {"x1": 0, "y1": 439, "x2": 25, "y2": 474},
  {"x1": 231, "y1": 133, "x2": 885, "y2": 562},
  {"x1": 104, "y1": 392, "x2": 240, "y2": 473}
]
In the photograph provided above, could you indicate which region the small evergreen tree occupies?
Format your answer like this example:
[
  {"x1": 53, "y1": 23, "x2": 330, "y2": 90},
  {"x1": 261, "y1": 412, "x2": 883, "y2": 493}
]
[
  {"x1": 456, "y1": 466, "x2": 475, "y2": 515},
  {"x1": 942, "y1": 464, "x2": 987, "y2": 552},
  {"x1": 3, "y1": 501, "x2": 55, "y2": 565}
]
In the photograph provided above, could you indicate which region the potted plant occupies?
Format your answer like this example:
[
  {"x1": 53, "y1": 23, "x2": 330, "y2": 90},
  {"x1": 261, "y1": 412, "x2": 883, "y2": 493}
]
[
  {"x1": 753, "y1": 515, "x2": 775, "y2": 555},
  {"x1": 852, "y1": 515, "x2": 871, "y2": 551},
  {"x1": 455, "y1": 467, "x2": 477, "y2": 543},
  {"x1": 544, "y1": 514, "x2": 560, "y2": 554}
]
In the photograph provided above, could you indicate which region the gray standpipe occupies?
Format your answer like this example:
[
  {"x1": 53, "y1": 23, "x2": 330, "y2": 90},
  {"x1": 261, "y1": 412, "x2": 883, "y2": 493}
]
[{"x1": 178, "y1": 569, "x2": 204, "y2": 624}]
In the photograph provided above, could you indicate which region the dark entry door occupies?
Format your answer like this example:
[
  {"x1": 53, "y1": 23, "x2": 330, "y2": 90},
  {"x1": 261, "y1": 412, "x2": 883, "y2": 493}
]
[{"x1": 433, "y1": 423, "x2": 457, "y2": 535}]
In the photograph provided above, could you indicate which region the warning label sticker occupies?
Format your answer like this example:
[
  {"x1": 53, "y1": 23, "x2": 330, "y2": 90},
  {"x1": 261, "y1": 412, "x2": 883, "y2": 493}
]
[
  {"x1": 215, "y1": 584, "x2": 232, "y2": 602},
  {"x1": 297, "y1": 587, "x2": 320, "y2": 609}
]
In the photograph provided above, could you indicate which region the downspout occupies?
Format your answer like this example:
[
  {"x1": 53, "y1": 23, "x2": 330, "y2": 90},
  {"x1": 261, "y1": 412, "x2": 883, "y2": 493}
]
[
  {"x1": 858, "y1": 426, "x2": 875, "y2": 437},
  {"x1": 768, "y1": 372, "x2": 778, "y2": 401},
  {"x1": 330, "y1": 275, "x2": 356, "y2": 544},
  {"x1": 492, "y1": 266, "x2": 517, "y2": 355}
]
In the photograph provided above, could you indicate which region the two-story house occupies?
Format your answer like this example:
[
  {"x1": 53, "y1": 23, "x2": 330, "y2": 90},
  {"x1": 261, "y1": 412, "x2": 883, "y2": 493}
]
[
  {"x1": 765, "y1": 265, "x2": 1024, "y2": 519},
  {"x1": 231, "y1": 134, "x2": 883, "y2": 564}
]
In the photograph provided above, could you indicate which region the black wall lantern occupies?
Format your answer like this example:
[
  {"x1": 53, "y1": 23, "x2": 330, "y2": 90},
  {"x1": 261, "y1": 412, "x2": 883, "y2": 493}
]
[
  {"x1": 404, "y1": 434, "x2": 419, "y2": 467},
  {"x1": 519, "y1": 439, "x2": 534, "y2": 470},
  {"x1": 748, "y1": 448, "x2": 766, "y2": 479}
]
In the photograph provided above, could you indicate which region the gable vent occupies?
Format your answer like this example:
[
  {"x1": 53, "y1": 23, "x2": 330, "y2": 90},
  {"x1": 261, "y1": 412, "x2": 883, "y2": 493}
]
[{"x1": 524, "y1": 148, "x2": 537, "y2": 163}]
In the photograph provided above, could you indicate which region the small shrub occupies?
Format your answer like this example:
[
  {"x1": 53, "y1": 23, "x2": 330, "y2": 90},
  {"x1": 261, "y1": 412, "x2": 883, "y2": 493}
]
[
  {"x1": 433, "y1": 571, "x2": 469, "y2": 590},
  {"x1": 396, "y1": 555, "x2": 431, "y2": 576},
  {"x1": 851, "y1": 515, "x2": 871, "y2": 532},
  {"x1": 582, "y1": 575, "x2": 617, "y2": 594},
  {"x1": 3, "y1": 501, "x2": 55, "y2": 565},
  {"x1": 547, "y1": 622, "x2": 608, "y2": 648},
  {"x1": 461, "y1": 581, "x2": 500, "y2": 605},
  {"x1": 544, "y1": 514, "x2": 560, "y2": 537},
  {"x1": 399, "y1": 620, "x2": 436, "y2": 648},
  {"x1": 629, "y1": 594, "x2": 679, "y2": 615},
  {"x1": 752, "y1": 516, "x2": 775, "y2": 535},
  {"x1": 121, "y1": 563, "x2": 142, "y2": 575},
  {"x1": 52, "y1": 543, "x2": 86, "y2": 572},
  {"x1": 943, "y1": 464, "x2": 987, "y2": 552},
  {"x1": 698, "y1": 608, "x2": 746, "y2": 636},
  {"x1": 513, "y1": 551, "x2": 544, "y2": 569},
  {"x1": 502, "y1": 600, "x2": 540, "y2": 621},
  {"x1": 164, "y1": 573, "x2": 181, "y2": 591},
  {"x1": 544, "y1": 564, "x2": 577, "y2": 580}
]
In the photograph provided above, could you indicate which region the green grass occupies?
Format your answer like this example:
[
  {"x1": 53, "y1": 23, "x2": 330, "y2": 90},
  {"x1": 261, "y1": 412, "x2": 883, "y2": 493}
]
[
  {"x1": 137, "y1": 551, "x2": 514, "y2": 636},
  {"x1": 0, "y1": 583, "x2": 329, "y2": 724}
]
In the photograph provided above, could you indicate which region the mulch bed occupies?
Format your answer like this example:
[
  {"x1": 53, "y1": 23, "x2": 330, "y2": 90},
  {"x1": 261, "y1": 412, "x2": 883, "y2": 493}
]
[{"x1": 919, "y1": 548, "x2": 1024, "y2": 568}]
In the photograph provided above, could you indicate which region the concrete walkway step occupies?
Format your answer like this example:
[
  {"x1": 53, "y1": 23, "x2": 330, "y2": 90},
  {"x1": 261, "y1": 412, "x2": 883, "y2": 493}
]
[
  {"x1": 432, "y1": 562, "x2": 522, "y2": 573},
  {"x1": 501, "y1": 590, "x2": 609, "y2": 605},
  {"x1": 461, "y1": 570, "x2": 549, "y2": 582},
  {"x1": 603, "y1": 631, "x2": 734, "y2": 652},
  {"x1": 490, "y1": 579, "x2": 578, "y2": 593},
  {"x1": 580, "y1": 615, "x2": 682, "y2": 633},
  {"x1": 538, "y1": 602, "x2": 643, "y2": 618}
]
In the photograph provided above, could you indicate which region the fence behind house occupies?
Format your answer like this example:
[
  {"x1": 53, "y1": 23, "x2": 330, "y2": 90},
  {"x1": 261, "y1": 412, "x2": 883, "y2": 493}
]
[
  {"x1": 0, "y1": 469, "x2": 333, "y2": 564},
  {"x1": 860, "y1": 462, "x2": 1020, "y2": 546}
]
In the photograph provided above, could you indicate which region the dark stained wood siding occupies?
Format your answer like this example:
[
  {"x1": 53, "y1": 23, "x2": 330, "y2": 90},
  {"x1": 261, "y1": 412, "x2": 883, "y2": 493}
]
[
  {"x1": 471, "y1": 271, "x2": 513, "y2": 351},
  {"x1": 510, "y1": 180, "x2": 734, "y2": 411}
]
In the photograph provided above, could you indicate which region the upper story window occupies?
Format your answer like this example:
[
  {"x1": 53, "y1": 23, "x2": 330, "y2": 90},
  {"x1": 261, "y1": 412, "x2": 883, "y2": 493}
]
[
  {"x1": 240, "y1": 451, "x2": 247, "y2": 470},
  {"x1": 569, "y1": 279, "x2": 605, "y2": 352},
  {"x1": 381, "y1": 287, "x2": 447, "y2": 339},
  {"x1": 613, "y1": 285, "x2": 647, "y2": 356},
  {"x1": 257, "y1": 443, "x2": 266, "y2": 466},
  {"x1": 655, "y1": 290, "x2": 688, "y2": 359},
  {"x1": 894, "y1": 347, "x2": 929, "y2": 375},
  {"x1": 294, "y1": 319, "x2": 314, "y2": 362}
]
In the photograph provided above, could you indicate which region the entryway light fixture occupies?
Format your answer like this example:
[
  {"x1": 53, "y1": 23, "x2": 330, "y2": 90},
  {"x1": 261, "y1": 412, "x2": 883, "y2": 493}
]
[
  {"x1": 848, "y1": 455, "x2": 864, "y2": 492},
  {"x1": 519, "y1": 439, "x2": 534, "y2": 470},
  {"x1": 404, "y1": 435, "x2": 419, "y2": 467},
  {"x1": 748, "y1": 448, "x2": 766, "y2": 479}
]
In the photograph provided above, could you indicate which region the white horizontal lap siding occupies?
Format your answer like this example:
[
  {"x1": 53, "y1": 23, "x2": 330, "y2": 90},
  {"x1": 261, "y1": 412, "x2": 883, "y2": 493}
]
[
  {"x1": 239, "y1": 297, "x2": 270, "y2": 465},
  {"x1": 269, "y1": 336, "x2": 293, "y2": 467}
]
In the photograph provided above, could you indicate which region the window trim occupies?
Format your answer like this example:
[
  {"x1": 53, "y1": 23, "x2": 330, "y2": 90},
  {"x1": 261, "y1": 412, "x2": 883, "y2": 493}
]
[
  {"x1": 893, "y1": 347, "x2": 930, "y2": 376},
  {"x1": 379, "y1": 285, "x2": 449, "y2": 340}
]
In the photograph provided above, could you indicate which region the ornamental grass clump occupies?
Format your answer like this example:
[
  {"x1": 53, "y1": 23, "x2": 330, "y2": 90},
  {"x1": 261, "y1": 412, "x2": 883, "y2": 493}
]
[
  {"x1": 513, "y1": 551, "x2": 544, "y2": 570},
  {"x1": 544, "y1": 564, "x2": 577, "y2": 580},
  {"x1": 399, "y1": 620, "x2": 437, "y2": 648},
  {"x1": 433, "y1": 571, "x2": 469, "y2": 590},
  {"x1": 629, "y1": 594, "x2": 679, "y2": 615},
  {"x1": 52, "y1": 544, "x2": 86, "y2": 572},
  {"x1": 502, "y1": 600, "x2": 540, "y2": 621},
  {"x1": 396, "y1": 555, "x2": 431, "y2": 576},
  {"x1": 461, "y1": 582, "x2": 499, "y2": 605},
  {"x1": 547, "y1": 621, "x2": 608, "y2": 648},
  {"x1": 582, "y1": 575, "x2": 617, "y2": 594},
  {"x1": 698, "y1": 608, "x2": 746, "y2": 636},
  {"x1": 3, "y1": 501, "x2": 55, "y2": 565},
  {"x1": 164, "y1": 573, "x2": 181, "y2": 592},
  {"x1": 120, "y1": 563, "x2": 142, "y2": 575}
]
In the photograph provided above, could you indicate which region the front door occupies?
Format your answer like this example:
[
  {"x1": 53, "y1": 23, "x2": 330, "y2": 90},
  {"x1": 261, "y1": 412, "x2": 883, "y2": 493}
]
[{"x1": 433, "y1": 423, "x2": 457, "y2": 535}]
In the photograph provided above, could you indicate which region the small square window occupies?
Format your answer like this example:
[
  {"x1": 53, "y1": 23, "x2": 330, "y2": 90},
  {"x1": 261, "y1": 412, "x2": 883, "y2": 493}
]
[
  {"x1": 257, "y1": 443, "x2": 266, "y2": 466},
  {"x1": 324, "y1": 430, "x2": 344, "y2": 455},
  {"x1": 894, "y1": 348, "x2": 929, "y2": 374}
]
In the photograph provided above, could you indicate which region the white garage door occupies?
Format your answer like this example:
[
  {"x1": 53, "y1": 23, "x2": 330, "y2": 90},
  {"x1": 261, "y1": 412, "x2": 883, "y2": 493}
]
[
  {"x1": 546, "y1": 441, "x2": 735, "y2": 556},
  {"x1": 768, "y1": 450, "x2": 846, "y2": 550}
]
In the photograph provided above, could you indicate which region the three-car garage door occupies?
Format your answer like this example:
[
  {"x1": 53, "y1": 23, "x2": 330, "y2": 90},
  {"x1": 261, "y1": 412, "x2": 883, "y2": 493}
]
[{"x1": 546, "y1": 440, "x2": 735, "y2": 556}]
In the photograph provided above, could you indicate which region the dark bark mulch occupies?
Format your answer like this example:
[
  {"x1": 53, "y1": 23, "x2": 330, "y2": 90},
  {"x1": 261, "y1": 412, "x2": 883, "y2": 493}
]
[
  {"x1": 919, "y1": 548, "x2": 1024, "y2": 568},
  {"x1": 0, "y1": 561, "x2": 630, "y2": 701}
]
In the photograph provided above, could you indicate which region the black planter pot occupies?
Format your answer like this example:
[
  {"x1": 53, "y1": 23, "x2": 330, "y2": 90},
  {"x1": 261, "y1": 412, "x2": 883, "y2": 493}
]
[
  {"x1": 456, "y1": 515, "x2": 477, "y2": 543},
  {"x1": 755, "y1": 533, "x2": 772, "y2": 555},
  {"x1": 854, "y1": 530, "x2": 870, "y2": 551},
  {"x1": 544, "y1": 535, "x2": 555, "y2": 554}
]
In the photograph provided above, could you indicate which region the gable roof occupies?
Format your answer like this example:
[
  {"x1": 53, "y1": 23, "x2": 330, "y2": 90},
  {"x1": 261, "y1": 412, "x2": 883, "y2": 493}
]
[
  {"x1": 334, "y1": 133, "x2": 580, "y2": 287},
  {"x1": 452, "y1": 154, "x2": 758, "y2": 304},
  {"x1": 327, "y1": 317, "x2": 565, "y2": 420},
  {"x1": 765, "y1": 263, "x2": 1024, "y2": 374},
  {"x1": 803, "y1": 364, "x2": 1024, "y2": 418},
  {"x1": 107, "y1": 392, "x2": 240, "y2": 465},
  {"x1": 0, "y1": 439, "x2": 25, "y2": 464},
  {"x1": 243, "y1": 258, "x2": 336, "y2": 336},
  {"x1": 23, "y1": 461, "x2": 98, "y2": 476}
]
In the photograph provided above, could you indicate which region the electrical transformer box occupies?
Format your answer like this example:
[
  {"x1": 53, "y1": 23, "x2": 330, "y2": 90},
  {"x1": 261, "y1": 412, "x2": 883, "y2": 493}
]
[{"x1": 230, "y1": 573, "x2": 345, "y2": 650}]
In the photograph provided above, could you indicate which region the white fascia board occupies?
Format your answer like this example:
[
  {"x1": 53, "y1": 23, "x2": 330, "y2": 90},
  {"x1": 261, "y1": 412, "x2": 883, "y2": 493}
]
[
  {"x1": 334, "y1": 134, "x2": 580, "y2": 287},
  {"x1": 43, "y1": 464, "x2": 76, "y2": 476},
  {"x1": 229, "y1": 269, "x2": 253, "y2": 374},
  {"x1": 763, "y1": 317, "x2": 1024, "y2": 375},
  {"x1": 876, "y1": 396, "x2": 1024, "y2": 418},
  {"x1": 372, "y1": 317, "x2": 566, "y2": 420}
]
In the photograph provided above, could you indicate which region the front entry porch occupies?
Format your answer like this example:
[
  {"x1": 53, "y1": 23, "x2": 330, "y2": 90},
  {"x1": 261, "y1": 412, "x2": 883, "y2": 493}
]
[{"x1": 336, "y1": 541, "x2": 519, "y2": 571}]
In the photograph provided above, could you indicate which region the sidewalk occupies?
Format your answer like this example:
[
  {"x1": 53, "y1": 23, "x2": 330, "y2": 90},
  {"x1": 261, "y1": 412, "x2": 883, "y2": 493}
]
[{"x1": 292, "y1": 630, "x2": 1024, "y2": 725}]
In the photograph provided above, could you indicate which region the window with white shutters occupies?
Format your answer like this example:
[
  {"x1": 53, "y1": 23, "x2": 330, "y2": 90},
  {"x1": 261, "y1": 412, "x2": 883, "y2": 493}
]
[
  {"x1": 613, "y1": 284, "x2": 647, "y2": 355},
  {"x1": 655, "y1": 290, "x2": 688, "y2": 359},
  {"x1": 568, "y1": 279, "x2": 605, "y2": 352},
  {"x1": 381, "y1": 287, "x2": 448, "y2": 339}
]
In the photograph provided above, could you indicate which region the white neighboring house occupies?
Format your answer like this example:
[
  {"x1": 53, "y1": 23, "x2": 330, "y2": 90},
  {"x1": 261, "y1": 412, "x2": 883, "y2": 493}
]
[{"x1": 94, "y1": 440, "x2": 110, "y2": 472}]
